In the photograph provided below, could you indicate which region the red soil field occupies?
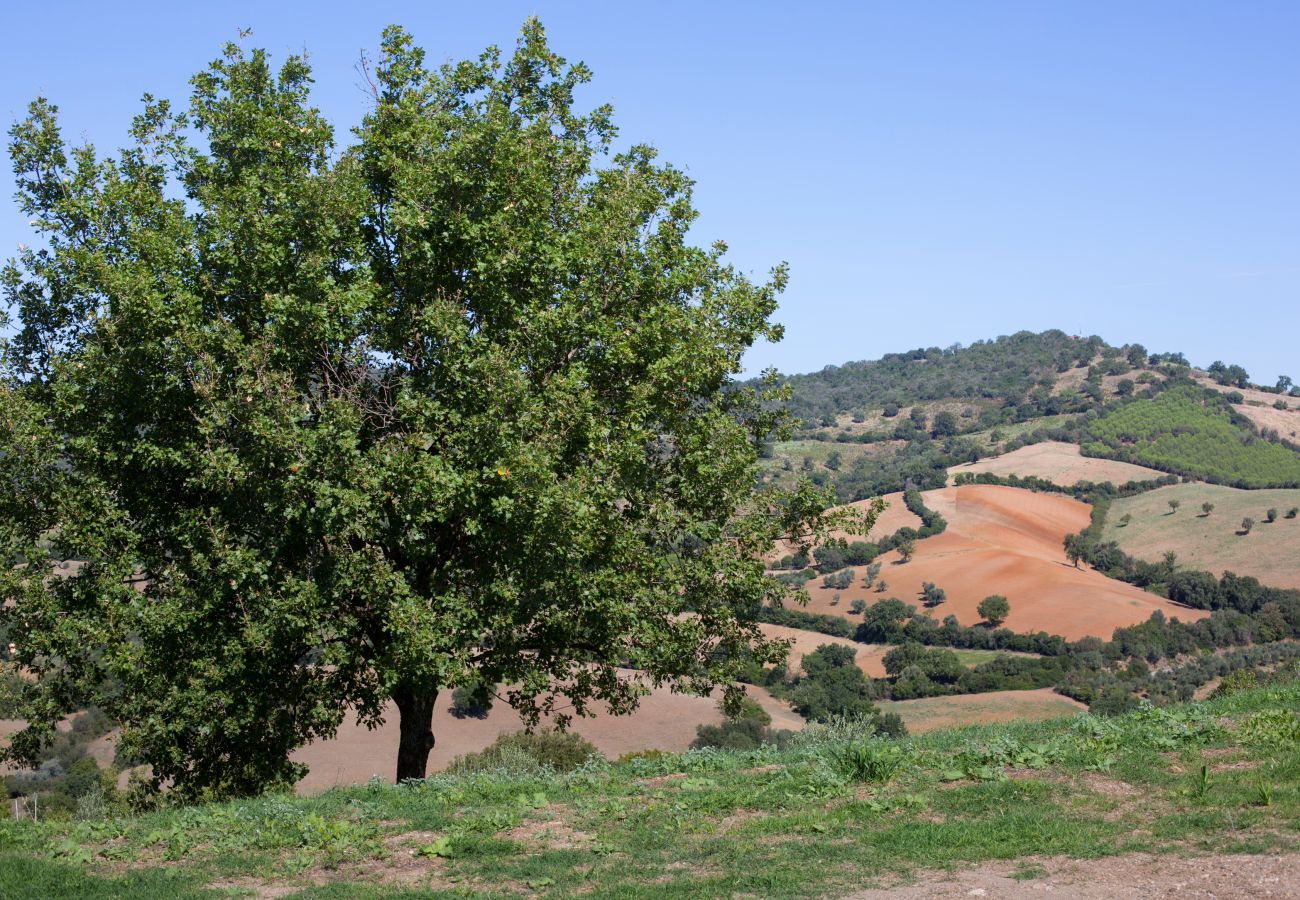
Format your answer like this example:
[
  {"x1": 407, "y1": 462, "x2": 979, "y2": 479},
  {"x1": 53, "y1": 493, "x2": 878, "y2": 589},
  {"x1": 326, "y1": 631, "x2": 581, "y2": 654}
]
[
  {"x1": 801, "y1": 485, "x2": 1209, "y2": 641},
  {"x1": 290, "y1": 676, "x2": 802, "y2": 794}
]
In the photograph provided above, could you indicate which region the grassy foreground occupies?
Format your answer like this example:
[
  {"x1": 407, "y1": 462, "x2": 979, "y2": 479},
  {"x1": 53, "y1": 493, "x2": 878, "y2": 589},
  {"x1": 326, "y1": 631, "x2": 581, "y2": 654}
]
[{"x1": 3, "y1": 682, "x2": 1300, "y2": 898}]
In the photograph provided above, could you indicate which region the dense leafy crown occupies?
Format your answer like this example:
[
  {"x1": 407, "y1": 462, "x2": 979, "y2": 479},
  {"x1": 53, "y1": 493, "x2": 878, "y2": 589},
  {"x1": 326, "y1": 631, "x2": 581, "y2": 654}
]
[{"x1": 0, "y1": 22, "x2": 851, "y2": 798}]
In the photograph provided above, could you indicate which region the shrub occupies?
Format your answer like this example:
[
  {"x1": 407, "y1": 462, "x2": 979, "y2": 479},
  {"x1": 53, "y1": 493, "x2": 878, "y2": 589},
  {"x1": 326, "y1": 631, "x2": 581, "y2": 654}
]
[
  {"x1": 448, "y1": 729, "x2": 601, "y2": 774},
  {"x1": 1201, "y1": 502, "x2": 1214, "y2": 516},
  {"x1": 1287, "y1": 507, "x2": 1299, "y2": 519},
  {"x1": 1090, "y1": 687, "x2": 1140, "y2": 717},
  {"x1": 691, "y1": 717, "x2": 794, "y2": 751},
  {"x1": 1266, "y1": 508, "x2": 1278, "y2": 523},
  {"x1": 1241, "y1": 517, "x2": 1255, "y2": 534}
]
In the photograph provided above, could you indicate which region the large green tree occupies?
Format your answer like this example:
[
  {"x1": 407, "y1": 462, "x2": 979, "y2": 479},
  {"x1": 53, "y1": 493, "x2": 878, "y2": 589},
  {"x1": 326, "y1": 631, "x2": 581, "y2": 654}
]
[{"x1": 0, "y1": 22, "x2": 859, "y2": 798}]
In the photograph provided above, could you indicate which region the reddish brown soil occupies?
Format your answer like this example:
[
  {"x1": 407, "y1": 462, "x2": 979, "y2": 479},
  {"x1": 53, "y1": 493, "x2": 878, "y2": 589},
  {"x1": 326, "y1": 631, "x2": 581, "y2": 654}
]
[
  {"x1": 801, "y1": 485, "x2": 1209, "y2": 641},
  {"x1": 290, "y1": 676, "x2": 801, "y2": 794}
]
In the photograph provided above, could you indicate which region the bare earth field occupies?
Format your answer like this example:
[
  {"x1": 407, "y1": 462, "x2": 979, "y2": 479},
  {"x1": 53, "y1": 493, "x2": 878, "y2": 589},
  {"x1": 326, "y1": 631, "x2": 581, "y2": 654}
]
[
  {"x1": 1104, "y1": 483, "x2": 1300, "y2": 589},
  {"x1": 877, "y1": 687, "x2": 1085, "y2": 734},
  {"x1": 801, "y1": 485, "x2": 1209, "y2": 640},
  {"x1": 948, "y1": 440, "x2": 1165, "y2": 486},
  {"x1": 289, "y1": 676, "x2": 802, "y2": 794}
]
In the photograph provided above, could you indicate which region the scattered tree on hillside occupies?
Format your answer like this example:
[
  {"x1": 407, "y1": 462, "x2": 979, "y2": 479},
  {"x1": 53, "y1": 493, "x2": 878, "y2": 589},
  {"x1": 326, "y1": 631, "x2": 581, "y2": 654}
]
[
  {"x1": 825, "y1": 451, "x2": 842, "y2": 471},
  {"x1": 1168, "y1": 499, "x2": 1182, "y2": 514},
  {"x1": 1120, "y1": 513, "x2": 1133, "y2": 527},
  {"x1": 876, "y1": 579, "x2": 889, "y2": 593},
  {"x1": 977, "y1": 595, "x2": 1010, "y2": 626},
  {"x1": 1208, "y1": 361, "x2": 1250, "y2": 389},
  {"x1": 865, "y1": 562, "x2": 883, "y2": 586},
  {"x1": 1287, "y1": 507, "x2": 1299, "y2": 520},
  {"x1": 1242, "y1": 517, "x2": 1256, "y2": 535},
  {"x1": 1278, "y1": 375, "x2": 1293, "y2": 394},
  {"x1": 882, "y1": 402, "x2": 900, "y2": 418},
  {"x1": 1266, "y1": 508, "x2": 1278, "y2": 523},
  {"x1": 0, "y1": 23, "x2": 859, "y2": 796},
  {"x1": 850, "y1": 598, "x2": 867, "y2": 615},
  {"x1": 897, "y1": 538, "x2": 916, "y2": 563},
  {"x1": 1116, "y1": 378, "x2": 1135, "y2": 397},
  {"x1": 931, "y1": 411, "x2": 958, "y2": 438},
  {"x1": 1201, "y1": 502, "x2": 1215, "y2": 517},
  {"x1": 1063, "y1": 533, "x2": 1084, "y2": 568},
  {"x1": 921, "y1": 582, "x2": 946, "y2": 608}
]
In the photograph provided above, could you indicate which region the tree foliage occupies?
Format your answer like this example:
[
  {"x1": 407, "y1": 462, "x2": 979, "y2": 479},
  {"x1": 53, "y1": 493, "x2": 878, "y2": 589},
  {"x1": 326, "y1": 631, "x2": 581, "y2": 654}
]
[{"x1": 0, "y1": 22, "x2": 854, "y2": 797}]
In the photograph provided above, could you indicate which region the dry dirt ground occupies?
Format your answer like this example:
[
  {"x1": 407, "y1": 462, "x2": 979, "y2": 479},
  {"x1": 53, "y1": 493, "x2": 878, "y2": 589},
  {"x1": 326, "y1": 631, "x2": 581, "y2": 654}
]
[
  {"x1": 877, "y1": 687, "x2": 1085, "y2": 733},
  {"x1": 1104, "y1": 482, "x2": 1300, "y2": 589},
  {"x1": 1194, "y1": 374, "x2": 1300, "y2": 440},
  {"x1": 800, "y1": 485, "x2": 1210, "y2": 641},
  {"x1": 947, "y1": 441, "x2": 1165, "y2": 487},
  {"x1": 846, "y1": 851, "x2": 1300, "y2": 898},
  {"x1": 289, "y1": 676, "x2": 802, "y2": 794}
]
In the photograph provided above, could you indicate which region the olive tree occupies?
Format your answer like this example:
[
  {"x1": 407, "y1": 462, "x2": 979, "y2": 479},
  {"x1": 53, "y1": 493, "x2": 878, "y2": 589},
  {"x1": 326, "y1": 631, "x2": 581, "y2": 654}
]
[{"x1": 0, "y1": 22, "x2": 860, "y2": 798}]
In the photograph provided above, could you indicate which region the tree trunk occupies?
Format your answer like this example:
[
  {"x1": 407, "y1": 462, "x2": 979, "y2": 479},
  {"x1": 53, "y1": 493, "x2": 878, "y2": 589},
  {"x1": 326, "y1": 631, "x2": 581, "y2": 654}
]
[{"x1": 393, "y1": 686, "x2": 438, "y2": 782}]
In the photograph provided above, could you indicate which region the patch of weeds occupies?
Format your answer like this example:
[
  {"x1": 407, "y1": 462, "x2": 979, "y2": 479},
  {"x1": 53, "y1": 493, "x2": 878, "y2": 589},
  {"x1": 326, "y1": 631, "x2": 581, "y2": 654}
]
[{"x1": 1011, "y1": 861, "x2": 1048, "y2": 880}]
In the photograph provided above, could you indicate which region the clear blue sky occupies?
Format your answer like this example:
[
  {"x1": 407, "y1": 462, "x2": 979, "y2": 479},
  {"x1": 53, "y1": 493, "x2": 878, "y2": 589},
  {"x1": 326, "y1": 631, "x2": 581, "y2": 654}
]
[{"x1": 3, "y1": 2, "x2": 1297, "y2": 382}]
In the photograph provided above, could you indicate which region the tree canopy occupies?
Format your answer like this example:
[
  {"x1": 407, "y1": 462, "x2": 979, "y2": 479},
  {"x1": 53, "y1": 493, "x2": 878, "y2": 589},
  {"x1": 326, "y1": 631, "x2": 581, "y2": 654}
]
[{"x1": 0, "y1": 21, "x2": 854, "y2": 798}]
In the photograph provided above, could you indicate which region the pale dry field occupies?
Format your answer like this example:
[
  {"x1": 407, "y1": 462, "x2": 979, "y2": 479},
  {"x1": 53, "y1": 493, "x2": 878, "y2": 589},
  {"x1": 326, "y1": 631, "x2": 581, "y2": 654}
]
[
  {"x1": 800, "y1": 485, "x2": 1209, "y2": 640},
  {"x1": 1104, "y1": 483, "x2": 1300, "y2": 589},
  {"x1": 948, "y1": 441, "x2": 1165, "y2": 487},
  {"x1": 877, "y1": 687, "x2": 1086, "y2": 734}
]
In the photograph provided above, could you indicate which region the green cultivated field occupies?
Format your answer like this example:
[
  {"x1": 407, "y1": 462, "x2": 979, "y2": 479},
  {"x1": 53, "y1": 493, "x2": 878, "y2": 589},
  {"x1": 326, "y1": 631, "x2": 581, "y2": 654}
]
[
  {"x1": 1104, "y1": 483, "x2": 1300, "y2": 589},
  {"x1": 1082, "y1": 386, "x2": 1300, "y2": 488},
  {"x1": 3, "y1": 680, "x2": 1300, "y2": 898}
]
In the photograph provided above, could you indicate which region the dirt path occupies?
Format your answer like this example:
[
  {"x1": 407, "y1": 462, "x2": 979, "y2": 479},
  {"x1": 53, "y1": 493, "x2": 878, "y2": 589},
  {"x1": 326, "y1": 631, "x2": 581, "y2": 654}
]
[{"x1": 845, "y1": 851, "x2": 1300, "y2": 898}]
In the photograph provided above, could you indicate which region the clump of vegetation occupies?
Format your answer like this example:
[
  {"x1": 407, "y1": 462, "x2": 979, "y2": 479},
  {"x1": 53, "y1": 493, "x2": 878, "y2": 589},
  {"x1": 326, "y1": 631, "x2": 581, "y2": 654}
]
[
  {"x1": 977, "y1": 595, "x2": 1010, "y2": 626},
  {"x1": 691, "y1": 699, "x2": 794, "y2": 751},
  {"x1": 448, "y1": 730, "x2": 602, "y2": 775},
  {"x1": 790, "y1": 645, "x2": 879, "y2": 723}
]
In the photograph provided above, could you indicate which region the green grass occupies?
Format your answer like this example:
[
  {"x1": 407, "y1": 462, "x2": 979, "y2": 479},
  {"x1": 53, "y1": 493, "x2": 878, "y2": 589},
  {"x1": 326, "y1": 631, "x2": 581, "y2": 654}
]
[
  {"x1": 949, "y1": 648, "x2": 1035, "y2": 668},
  {"x1": 4, "y1": 680, "x2": 1300, "y2": 897},
  {"x1": 1082, "y1": 385, "x2": 1300, "y2": 488}
]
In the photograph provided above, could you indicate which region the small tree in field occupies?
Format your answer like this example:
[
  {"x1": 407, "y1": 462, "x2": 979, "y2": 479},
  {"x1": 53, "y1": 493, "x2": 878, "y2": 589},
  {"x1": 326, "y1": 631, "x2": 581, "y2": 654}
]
[
  {"x1": 977, "y1": 595, "x2": 1010, "y2": 626},
  {"x1": 1119, "y1": 513, "x2": 1133, "y2": 527},
  {"x1": 1266, "y1": 508, "x2": 1278, "y2": 523},
  {"x1": 0, "y1": 23, "x2": 860, "y2": 797},
  {"x1": 1287, "y1": 507, "x2": 1299, "y2": 519},
  {"x1": 921, "y1": 582, "x2": 946, "y2": 608},
  {"x1": 1063, "y1": 533, "x2": 1083, "y2": 568},
  {"x1": 1242, "y1": 517, "x2": 1255, "y2": 534},
  {"x1": 1168, "y1": 499, "x2": 1181, "y2": 514},
  {"x1": 897, "y1": 538, "x2": 916, "y2": 563},
  {"x1": 1201, "y1": 502, "x2": 1214, "y2": 517}
]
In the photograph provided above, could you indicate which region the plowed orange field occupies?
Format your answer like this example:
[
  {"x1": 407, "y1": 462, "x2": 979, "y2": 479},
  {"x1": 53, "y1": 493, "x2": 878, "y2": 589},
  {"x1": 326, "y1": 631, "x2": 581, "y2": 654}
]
[{"x1": 802, "y1": 485, "x2": 1209, "y2": 640}]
